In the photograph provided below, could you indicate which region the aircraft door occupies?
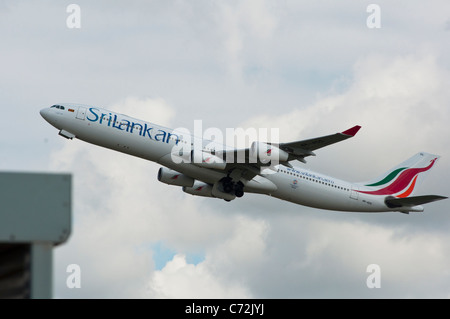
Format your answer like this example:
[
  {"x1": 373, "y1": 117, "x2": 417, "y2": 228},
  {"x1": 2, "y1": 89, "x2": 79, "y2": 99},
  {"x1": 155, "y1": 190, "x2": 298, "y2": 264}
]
[
  {"x1": 76, "y1": 107, "x2": 86, "y2": 120},
  {"x1": 350, "y1": 185, "x2": 359, "y2": 200}
]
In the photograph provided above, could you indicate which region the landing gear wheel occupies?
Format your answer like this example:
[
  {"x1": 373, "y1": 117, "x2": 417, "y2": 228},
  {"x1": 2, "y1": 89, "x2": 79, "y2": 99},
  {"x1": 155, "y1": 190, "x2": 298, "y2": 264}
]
[
  {"x1": 223, "y1": 183, "x2": 234, "y2": 193},
  {"x1": 221, "y1": 177, "x2": 234, "y2": 193},
  {"x1": 220, "y1": 177, "x2": 244, "y2": 197},
  {"x1": 234, "y1": 182, "x2": 244, "y2": 198}
]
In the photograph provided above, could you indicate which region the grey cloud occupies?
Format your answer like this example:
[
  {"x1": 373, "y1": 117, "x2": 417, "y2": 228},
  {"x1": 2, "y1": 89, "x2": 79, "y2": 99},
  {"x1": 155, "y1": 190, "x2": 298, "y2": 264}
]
[{"x1": 2, "y1": 1, "x2": 450, "y2": 298}]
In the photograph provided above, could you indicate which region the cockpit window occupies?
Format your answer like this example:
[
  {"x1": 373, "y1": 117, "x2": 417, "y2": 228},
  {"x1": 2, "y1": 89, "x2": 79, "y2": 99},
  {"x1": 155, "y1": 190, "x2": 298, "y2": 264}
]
[{"x1": 51, "y1": 104, "x2": 65, "y2": 110}]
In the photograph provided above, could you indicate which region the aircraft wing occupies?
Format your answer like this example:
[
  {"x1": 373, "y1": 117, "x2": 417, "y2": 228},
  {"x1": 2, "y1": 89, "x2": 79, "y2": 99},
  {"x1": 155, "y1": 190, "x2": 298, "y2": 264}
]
[
  {"x1": 278, "y1": 125, "x2": 361, "y2": 162},
  {"x1": 213, "y1": 125, "x2": 362, "y2": 180},
  {"x1": 216, "y1": 125, "x2": 361, "y2": 165}
]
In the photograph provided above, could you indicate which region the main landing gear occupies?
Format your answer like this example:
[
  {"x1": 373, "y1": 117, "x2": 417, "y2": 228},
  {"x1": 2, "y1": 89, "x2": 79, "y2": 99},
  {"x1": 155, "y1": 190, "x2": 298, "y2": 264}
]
[{"x1": 221, "y1": 177, "x2": 244, "y2": 198}]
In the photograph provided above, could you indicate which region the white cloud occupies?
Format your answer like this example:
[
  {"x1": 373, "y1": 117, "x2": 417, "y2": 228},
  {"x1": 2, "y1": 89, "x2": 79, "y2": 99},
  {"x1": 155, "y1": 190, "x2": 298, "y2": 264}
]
[
  {"x1": 264, "y1": 216, "x2": 450, "y2": 298},
  {"x1": 240, "y1": 53, "x2": 450, "y2": 180},
  {"x1": 12, "y1": 2, "x2": 447, "y2": 299},
  {"x1": 146, "y1": 254, "x2": 251, "y2": 298},
  {"x1": 146, "y1": 215, "x2": 268, "y2": 298},
  {"x1": 51, "y1": 97, "x2": 181, "y2": 297},
  {"x1": 52, "y1": 97, "x2": 258, "y2": 298},
  {"x1": 52, "y1": 51, "x2": 450, "y2": 298},
  {"x1": 109, "y1": 96, "x2": 176, "y2": 127},
  {"x1": 214, "y1": 0, "x2": 278, "y2": 79}
]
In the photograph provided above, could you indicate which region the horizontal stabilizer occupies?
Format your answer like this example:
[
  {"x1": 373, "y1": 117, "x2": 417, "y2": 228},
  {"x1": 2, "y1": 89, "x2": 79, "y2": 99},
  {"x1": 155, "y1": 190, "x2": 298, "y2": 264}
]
[{"x1": 385, "y1": 195, "x2": 448, "y2": 209}]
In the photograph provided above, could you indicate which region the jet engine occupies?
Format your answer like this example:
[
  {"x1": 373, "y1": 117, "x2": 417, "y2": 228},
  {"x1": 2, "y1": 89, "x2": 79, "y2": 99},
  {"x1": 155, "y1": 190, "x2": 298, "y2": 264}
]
[
  {"x1": 157, "y1": 167, "x2": 194, "y2": 187},
  {"x1": 183, "y1": 180, "x2": 236, "y2": 201},
  {"x1": 250, "y1": 142, "x2": 289, "y2": 164},
  {"x1": 183, "y1": 181, "x2": 213, "y2": 197},
  {"x1": 191, "y1": 150, "x2": 227, "y2": 170}
]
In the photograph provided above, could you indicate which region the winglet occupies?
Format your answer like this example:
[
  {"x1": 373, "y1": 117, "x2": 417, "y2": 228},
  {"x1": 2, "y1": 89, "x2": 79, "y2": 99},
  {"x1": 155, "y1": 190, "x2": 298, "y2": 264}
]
[{"x1": 341, "y1": 125, "x2": 361, "y2": 137}]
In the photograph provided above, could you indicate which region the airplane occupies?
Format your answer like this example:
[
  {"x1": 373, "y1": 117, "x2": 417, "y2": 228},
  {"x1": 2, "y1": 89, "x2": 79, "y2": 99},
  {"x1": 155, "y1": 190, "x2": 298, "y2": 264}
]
[{"x1": 40, "y1": 103, "x2": 447, "y2": 213}]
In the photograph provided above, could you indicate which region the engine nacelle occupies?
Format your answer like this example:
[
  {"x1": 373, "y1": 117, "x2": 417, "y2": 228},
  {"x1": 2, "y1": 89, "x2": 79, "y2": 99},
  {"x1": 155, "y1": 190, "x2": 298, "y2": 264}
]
[
  {"x1": 191, "y1": 150, "x2": 227, "y2": 170},
  {"x1": 183, "y1": 181, "x2": 213, "y2": 197},
  {"x1": 158, "y1": 167, "x2": 194, "y2": 187},
  {"x1": 250, "y1": 142, "x2": 289, "y2": 164},
  {"x1": 183, "y1": 180, "x2": 236, "y2": 201},
  {"x1": 212, "y1": 181, "x2": 236, "y2": 201}
]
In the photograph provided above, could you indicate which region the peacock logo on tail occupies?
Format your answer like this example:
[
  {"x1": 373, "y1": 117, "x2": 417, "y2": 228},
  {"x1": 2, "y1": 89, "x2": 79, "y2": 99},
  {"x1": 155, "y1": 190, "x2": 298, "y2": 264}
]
[{"x1": 358, "y1": 158, "x2": 438, "y2": 198}]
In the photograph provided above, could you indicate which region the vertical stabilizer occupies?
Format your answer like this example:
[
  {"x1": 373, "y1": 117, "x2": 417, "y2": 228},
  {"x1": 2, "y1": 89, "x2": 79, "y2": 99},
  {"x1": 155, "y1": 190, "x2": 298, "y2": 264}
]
[{"x1": 356, "y1": 152, "x2": 440, "y2": 197}]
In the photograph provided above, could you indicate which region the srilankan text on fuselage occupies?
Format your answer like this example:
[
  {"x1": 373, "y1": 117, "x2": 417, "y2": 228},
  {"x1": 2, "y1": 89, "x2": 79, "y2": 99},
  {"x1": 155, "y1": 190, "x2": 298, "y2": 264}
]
[{"x1": 86, "y1": 107, "x2": 180, "y2": 145}]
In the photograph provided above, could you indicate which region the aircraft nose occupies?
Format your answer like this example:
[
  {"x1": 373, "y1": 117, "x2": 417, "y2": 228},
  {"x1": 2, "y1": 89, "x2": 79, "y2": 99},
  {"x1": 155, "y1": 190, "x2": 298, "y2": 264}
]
[
  {"x1": 40, "y1": 107, "x2": 54, "y2": 124},
  {"x1": 40, "y1": 108, "x2": 50, "y2": 119}
]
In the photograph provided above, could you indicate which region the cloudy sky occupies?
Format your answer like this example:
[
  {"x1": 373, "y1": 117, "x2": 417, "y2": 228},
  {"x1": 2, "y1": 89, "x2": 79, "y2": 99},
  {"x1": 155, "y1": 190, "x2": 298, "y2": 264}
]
[{"x1": 1, "y1": 0, "x2": 450, "y2": 298}]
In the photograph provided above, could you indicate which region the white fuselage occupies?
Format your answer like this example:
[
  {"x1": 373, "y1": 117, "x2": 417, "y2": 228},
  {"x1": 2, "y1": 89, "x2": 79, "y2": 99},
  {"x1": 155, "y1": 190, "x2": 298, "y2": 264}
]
[{"x1": 39, "y1": 104, "x2": 399, "y2": 213}]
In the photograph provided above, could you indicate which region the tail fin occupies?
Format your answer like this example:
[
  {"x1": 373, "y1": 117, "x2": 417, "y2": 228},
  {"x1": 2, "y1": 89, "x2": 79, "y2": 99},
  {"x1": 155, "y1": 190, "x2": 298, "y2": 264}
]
[{"x1": 356, "y1": 152, "x2": 440, "y2": 197}]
